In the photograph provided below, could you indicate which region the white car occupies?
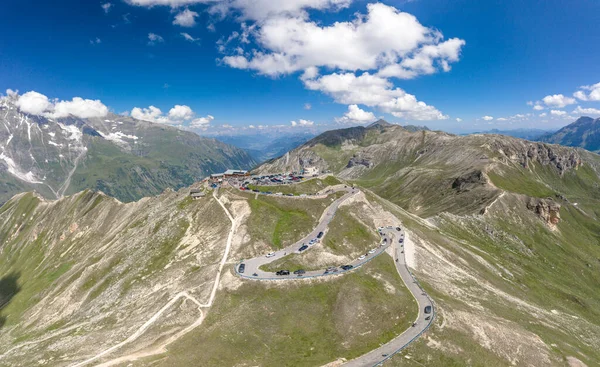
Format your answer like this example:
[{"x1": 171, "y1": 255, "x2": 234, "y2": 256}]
[
  {"x1": 368, "y1": 248, "x2": 376, "y2": 254},
  {"x1": 358, "y1": 255, "x2": 366, "y2": 260},
  {"x1": 265, "y1": 252, "x2": 276, "y2": 258}
]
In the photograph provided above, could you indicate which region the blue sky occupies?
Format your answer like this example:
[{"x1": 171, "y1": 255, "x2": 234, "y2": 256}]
[{"x1": 2, "y1": 0, "x2": 600, "y2": 134}]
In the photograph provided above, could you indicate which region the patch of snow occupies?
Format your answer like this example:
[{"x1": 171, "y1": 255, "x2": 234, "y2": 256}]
[
  {"x1": 48, "y1": 141, "x2": 62, "y2": 147},
  {"x1": 104, "y1": 119, "x2": 112, "y2": 122},
  {"x1": 48, "y1": 132, "x2": 55, "y2": 138},
  {"x1": 98, "y1": 131, "x2": 139, "y2": 145},
  {"x1": 0, "y1": 152, "x2": 43, "y2": 183},
  {"x1": 57, "y1": 123, "x2": 82, "y2": 142},
  {"x1": 117, "y1": 121, "x2": 123, "y2": 125},
  {"x1": 6, "y1": 134, "x2": 13, "y2": 146}
]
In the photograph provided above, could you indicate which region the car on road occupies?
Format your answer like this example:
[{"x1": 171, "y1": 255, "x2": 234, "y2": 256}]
[
  {"x1": 425, "y1": 316, "x2": 431, "y2": 320},
  {"x1": 424, "y1": 305, "x2": 432, "y2": 314},
  {"x1": 326, "y1": 266, "x2": 337, "y2": 272},
  {"x1": 298, "y1": 245, "x2": 309, "y2": 252},
  {"x1": 238, "y1": 264, "x2": 245, "y2": 273},
  {"x1": 396, "y1": 227, "x2": 401, "y2": 231},
  {"x1": 358, "y1": 255, "x2": 366, "y2": 260},
  {"x1": 368, "y1": 248, "x2": 376, "y2": 254},
  {"x1": 265, "y1": 252, "x2": 276, "y2": 258},
  {"x1": 276, "y1": 270, "x2": 290, "y2": 276},
  {"x1": 293, "y1": 269, "x2": 306, "y2": 275},
  {"x1": 399, "y1": 238, "x2": 404, "y2": 243},
  {"x1": 317, "y1": 231, "x2": 324, "y2": 239},
  {"x1": 341, "y1": 265, "x2": 353, "y2": 271}
]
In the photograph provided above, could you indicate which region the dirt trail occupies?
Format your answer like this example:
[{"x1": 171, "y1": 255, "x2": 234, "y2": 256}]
[{"x1": 69, "y1": 191, "x2": 238, "y2": 367}]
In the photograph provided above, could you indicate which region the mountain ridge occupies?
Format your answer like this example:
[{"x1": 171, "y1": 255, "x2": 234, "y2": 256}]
[
  {"x1": 539, "y1": 116, "x2": 600, "y2": 153},
  {"x1": 0, "y1": 97, "x2": 256, "y2": 204}
]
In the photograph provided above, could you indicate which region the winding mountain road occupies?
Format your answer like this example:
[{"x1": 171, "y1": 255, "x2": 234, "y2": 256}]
[{"x1": 235, "y1": 186, "x2": 435, "y2": 366}]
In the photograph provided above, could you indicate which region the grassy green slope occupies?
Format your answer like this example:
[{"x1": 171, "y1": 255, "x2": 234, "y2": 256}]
[{"x1": 147, "y1": 256, "x2": 417, "y2": 367}]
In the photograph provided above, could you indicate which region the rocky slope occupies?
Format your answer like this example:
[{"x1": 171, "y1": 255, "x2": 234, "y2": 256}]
[
  {"x1": 259, "y1": 121, "x2": 600, "y2": 217},
  {"x1": 539, "y1": 116, "x2": 600, "y2": 153},
  {"x1": 0, "y1": 96, "x2": 256, "y2": 204}
]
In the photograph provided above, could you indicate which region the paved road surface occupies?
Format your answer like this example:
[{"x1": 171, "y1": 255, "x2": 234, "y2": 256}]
[{"x1": 234, "y1": 187, "x2": 435, "y2": 366}]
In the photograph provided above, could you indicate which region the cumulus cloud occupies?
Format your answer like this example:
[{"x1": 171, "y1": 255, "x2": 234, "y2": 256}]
[
  {"x1": 168, "y1": 104, "x2": 194, "y2": 120},
  {"x1": 335, "y1": 104, "x2": 376, "y2": 124},
  {"x1": 53, "y1": 98, "x2": 109, "y2": 118},
  {"x1": 148, "y1": 33, "x2": 164, "y2": 45},
  {"x1": 304, "y1": 72, "x2": 447, "y2": 121},
  {"x1": 573, "y1": 82, "x2": 600, "y2": 102},
  {"x1": 542, "y1": 94, "x2": 576, "y2": 108},
  {"x1": 15, "y1": 91, "x2": 53, "y2": 115},
  {"x1": 13, "y1": 91, "x2": 108, "y2": 119},
  {"x1": 539, "y1": 113, "x2": 547, "y2": 117},
  {"x1": 290, "y1": 119, "x2": 315, "y2": 127},
  {"x1": 222, "y1": 3, "x2": 464, "y2": 78},
  {"x1": 190, "y1": 115, "x2": 215, "y2": 128},
  {"x1": 533, "y1": 104, "x2": 544, "y2": 111},
  {"x1": 130, "y1": 104, "x2": 214, "y2": 127},
  {"x1": 455, "y1": 118, "x2": 462, "y2": 122},
  {"x1": 173, "y1": 8, "x2": 198, "y2": 27},
  {"x1": 573, "y1": 106, "x2": 600, "y2": 116},
  {"x1": 304, "y1": 103, "x2": 312, "y2": 110},
  {"x1": 550, "y1": 110, "x2": 567, "y2": 116},
  {"x1": 102, "y1": 2, "x2": 113, "y2": 13},
  {"x1": 482, "y1": 116, "x2": 493, "y2": 121},
  {"x1": 181, "y1": 32, "x2": 199, "y2": 42}
]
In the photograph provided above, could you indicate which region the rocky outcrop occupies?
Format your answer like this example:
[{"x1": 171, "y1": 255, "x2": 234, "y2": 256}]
[
  {"x1": 491, "y1": 140, "x2": 582, "y2": 175},
  {"x1": 527, "y1": 198, "x2": 561, "y2": 225},
  {"x1": 452, "y1": 170, "x2": 488, "y2": 192},
  {"x1": 347, "y1": 154, "x2": 374, "y2": 168}
]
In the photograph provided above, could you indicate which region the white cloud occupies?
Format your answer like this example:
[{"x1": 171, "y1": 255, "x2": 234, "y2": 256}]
[
  {"x1": 222, "y1": 3, "x2": 464, "y2": 78},
  {"x1": 52, "y1": 98, "x2": 109, "y2": 118},
  {"x1": 573, "y1": 90, "x2": 588, "y2": 101},
  {"x1": 173, "y1": 9, "x2": 198, "y2": 27},
  {"x1": 304, "y1": 72, "x2": 447, "y2": 121},
  {"x1": 533, "y1": 104, "x2": 544, "y2": 111},
  {"x1": 130, "y1": 104, "x2": 214, "y2": 127},
  {"x1": 482, "y1": 116, "x2": 493, "y2": 121},
  {"x1": 455, "y1": 118, "x2": 462, "y2": 122},
  {"x1": 13, "y1": 91, "x2": 108, "y2": 119},
  {"x1": 102, "y1": 2, "x2": 113, "y2": 13},
  {"x1": 148, "y1": 33, "x2": 164, "y2": 45},
  {"x1": 573, "y1": 106, "x2": 600, "y2": 116},
  {"x1": 539, "y1": 113, "x2": 547, "y2": 117},
  {"x1": 574, "y1": 82, "x2": 600, "y2": 102},
  {"x1": 550, "y1": 110, "x2": 567, "y2": 116},
  {"x1": 496, "y1": 118, "x2": 507, "y2": 121},
  {"x1": 15, "y1": 91, "x2": 52, "y2": 115},
  {"x1": 168, "y1": 105, "x2": 194, "y2": 120},
  {"x1": 335, "y1": 104, "x2": 376, "y2": 124},
  {"x1": 542, "y1": 94, "x2": 576, "y2": 108},
  {"x1": 304, "y1": 103, "x2": 312, "y2": 110},
  {"x1": 190, "y1": 115, "x2": 215, "y2": 128},
  {"x1": 290, "y1": 119, "x2": 315, "y2": 127},
  {"x1": 131, "y1": 106, "x2": 165, "y2": 123},
  {"x1": 181, "y1": 32, "x2": 199, "y2": 42},
  {"x1": 90, "y1": 37, "x2": 102, "y2": 45}
]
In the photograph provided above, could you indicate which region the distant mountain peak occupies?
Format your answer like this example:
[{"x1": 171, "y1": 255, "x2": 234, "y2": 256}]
[{"x1": 367, "y1": 119, "x2": 393, "y2": 128}]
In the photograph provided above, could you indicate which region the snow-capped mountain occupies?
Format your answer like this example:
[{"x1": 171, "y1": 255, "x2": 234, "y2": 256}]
[{"x1": 0, "y1": 96, "x2": 256, "y2": 203}]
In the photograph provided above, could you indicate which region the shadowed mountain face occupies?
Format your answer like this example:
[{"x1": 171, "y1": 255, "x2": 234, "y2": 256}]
[
  {"x1": 0, "y1": 272, "x2": 21, "y2": 330},
  {"x1": 0, "y1": 98, "x2": 256, "y2": 204},
  {"x1": 539, "y1": 116, "x2": 600, "y2": 153}
]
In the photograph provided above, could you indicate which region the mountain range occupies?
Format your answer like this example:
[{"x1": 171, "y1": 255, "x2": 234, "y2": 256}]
[
  {"x1": 539, "y1": 116, "x2": 600, "y2": 153},
  {"x1": 0, "y1": 97, "x2": 256, "y2": 204},
  {"x1": 1, "y1": 117, "x2": 600, "y2": 366}
]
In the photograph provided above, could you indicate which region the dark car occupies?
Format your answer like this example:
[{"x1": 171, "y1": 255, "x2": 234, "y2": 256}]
[
  {"x1": 293, "y1": 269, "x2": 306, "y2": 275},
  {"x1": 317, "y1": 231, "x2": 324, "y2": 239},
  {"x1": 399, "y1": 238, "x2": 404, "y2": 243},
  {"x1": 396, "y1": 227, "x2": 401, "y2": 231},
  {"x1": 341, "y1": 265, "x2": 353, "y2": 271},
  {"x1": 276, "y1": 270, "x2": 290, "y2": 276},
  {"x1": 298, "y1": 245, "x2": 309, "y2": 252},
  {"x1": 425, "y1": 316, "x2": 431, "y2": 320},
  {"x1": 424, "y1": 305, "x2": 432, "y2": 314},
  {"x1": 238, "y1": 263, "x2": 246, "y2": 273}
]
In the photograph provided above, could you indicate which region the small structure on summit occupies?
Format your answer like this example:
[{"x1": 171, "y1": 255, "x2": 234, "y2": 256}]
[{"x1": 190, "y1": 189, "x2": 206, "y2": 200}]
